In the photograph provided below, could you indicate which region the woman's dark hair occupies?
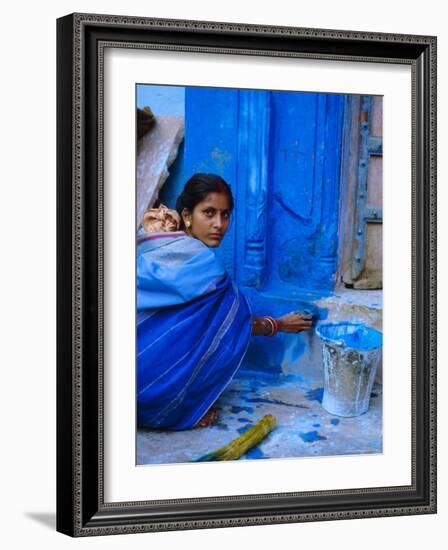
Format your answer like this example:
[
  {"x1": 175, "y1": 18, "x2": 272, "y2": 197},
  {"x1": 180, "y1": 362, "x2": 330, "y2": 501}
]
[{"x1": 176, "y1": 173, "x2": 234, "y2": 229}]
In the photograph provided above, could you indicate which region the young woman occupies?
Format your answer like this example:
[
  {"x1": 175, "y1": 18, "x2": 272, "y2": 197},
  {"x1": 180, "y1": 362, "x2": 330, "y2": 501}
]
[{"x1": 137, "y1": 173, "x2": 312, "y2": 430}]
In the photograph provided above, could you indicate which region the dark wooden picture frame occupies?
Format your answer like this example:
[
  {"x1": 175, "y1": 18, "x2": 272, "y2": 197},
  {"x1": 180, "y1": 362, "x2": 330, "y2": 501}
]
[{"x1": 56, "y1": 13, "x2": 437, "y2": 536}]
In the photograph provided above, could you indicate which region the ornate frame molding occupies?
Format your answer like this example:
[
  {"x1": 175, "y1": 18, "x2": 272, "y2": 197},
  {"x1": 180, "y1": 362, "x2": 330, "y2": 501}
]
[{"x1": 56, "y1": 12, "x2": 437, "y2": 536}]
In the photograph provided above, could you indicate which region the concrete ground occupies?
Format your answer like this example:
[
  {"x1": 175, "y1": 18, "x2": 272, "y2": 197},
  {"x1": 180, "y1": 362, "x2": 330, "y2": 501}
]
[{"x1": 137, "y1": 370, "x2": 382, "y2": 465}]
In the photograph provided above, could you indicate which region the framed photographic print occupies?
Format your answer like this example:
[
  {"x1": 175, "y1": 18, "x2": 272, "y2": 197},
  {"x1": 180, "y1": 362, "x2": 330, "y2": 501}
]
[{"x1": 56, "y1": 13, "x2": 437, "y2": 536}]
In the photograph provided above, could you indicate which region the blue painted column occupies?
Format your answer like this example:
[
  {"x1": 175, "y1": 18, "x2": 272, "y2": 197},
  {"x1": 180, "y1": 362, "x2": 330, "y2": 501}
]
[{"x1": 235, "y1": 90, "x2": 271, "y2": 288}]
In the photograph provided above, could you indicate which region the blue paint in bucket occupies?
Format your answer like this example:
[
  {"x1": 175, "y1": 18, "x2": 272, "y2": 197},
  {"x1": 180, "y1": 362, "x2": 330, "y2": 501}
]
[
  {"x1": 317, "y1": 322, "x2": 382, "y2": 351},
  {"x1": 316, "y1": 322, "x2": 382, "y2": 417}
]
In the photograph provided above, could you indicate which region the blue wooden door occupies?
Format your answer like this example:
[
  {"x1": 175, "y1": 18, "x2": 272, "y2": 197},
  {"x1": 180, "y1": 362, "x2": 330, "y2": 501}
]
[{"x1": 266, "y1": 92, "x2": 344, "y2": 294}]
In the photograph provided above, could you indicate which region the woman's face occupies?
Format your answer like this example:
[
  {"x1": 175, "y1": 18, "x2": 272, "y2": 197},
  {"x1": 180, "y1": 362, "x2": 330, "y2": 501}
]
[{"x1": 183, "y1": 192, "x2": 231, "y2": 248}]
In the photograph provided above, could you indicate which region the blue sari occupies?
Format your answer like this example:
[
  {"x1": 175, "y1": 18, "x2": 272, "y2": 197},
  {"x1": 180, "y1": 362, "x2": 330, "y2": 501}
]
[{"x1": 137, "y1": 231, "x2": 252, "y2": 430}]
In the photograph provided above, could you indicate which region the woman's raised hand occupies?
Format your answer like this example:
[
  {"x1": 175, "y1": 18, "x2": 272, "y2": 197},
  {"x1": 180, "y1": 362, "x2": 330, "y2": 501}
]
[{"x1": 276, "y1": 311, "x2": 314, "y2": 333}]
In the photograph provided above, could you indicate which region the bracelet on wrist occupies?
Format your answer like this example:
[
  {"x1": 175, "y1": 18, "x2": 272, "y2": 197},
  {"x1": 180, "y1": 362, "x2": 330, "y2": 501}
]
[{"x1": 263, "y1": 316, "x2": 278, "y2": 336}]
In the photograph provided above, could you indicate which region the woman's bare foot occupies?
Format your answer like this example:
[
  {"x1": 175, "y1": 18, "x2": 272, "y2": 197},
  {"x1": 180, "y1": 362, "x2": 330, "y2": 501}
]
[{"x1": 195, "y1": 407, "x2": 219, "y2": 428}]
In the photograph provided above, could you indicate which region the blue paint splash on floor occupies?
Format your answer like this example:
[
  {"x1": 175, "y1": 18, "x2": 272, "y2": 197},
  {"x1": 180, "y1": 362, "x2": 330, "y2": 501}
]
[
  {"x1": 313, "y1": 423, "x2": 321, "y2": 428},
  {"x1": 238, "y1": 417, "x2": 253, "y2": 423},
  {"x1": 305, "y1": 388, "x2": 324, "y2": 403},
  {"x1": 299, "y1": 431, "x2": 327, "y2": 443},
  {"x1": 330, "y1": 418, "x2": 340, "y2": 426},
  {"x1": 237, "y1": 424, "x2": 253, "y2": 435},
  {"x1": 244, "y1": 446, "x2": 267, "y2": 459},
  {"x1": 230, "y1": 405, "x2": 254, "y2": 414}
]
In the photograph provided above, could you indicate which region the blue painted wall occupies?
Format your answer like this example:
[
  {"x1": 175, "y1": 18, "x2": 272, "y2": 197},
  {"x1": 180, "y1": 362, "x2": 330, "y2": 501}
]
[
  {"x1": 182, "y1": 87, "x2": 345, "y2": 296},
  {"x1": 138, "y1": 84, "x2": 347, "y2": 375}
]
